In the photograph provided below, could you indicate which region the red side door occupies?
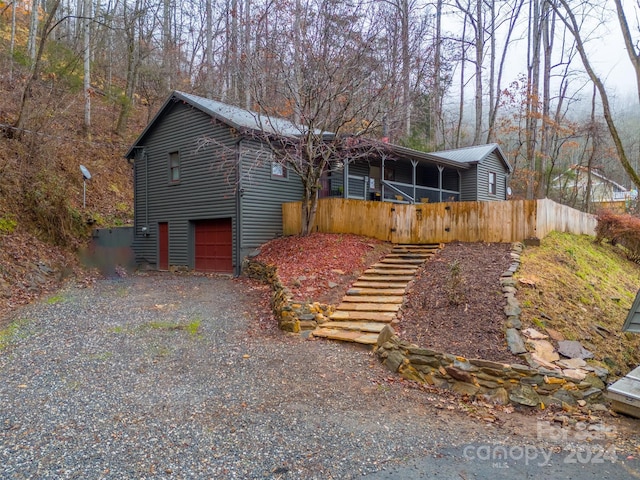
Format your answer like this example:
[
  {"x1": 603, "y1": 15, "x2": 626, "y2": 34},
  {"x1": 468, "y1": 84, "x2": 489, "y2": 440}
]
[{"x1": 158, "y1": 222, "x2": 169, "y2": 270}]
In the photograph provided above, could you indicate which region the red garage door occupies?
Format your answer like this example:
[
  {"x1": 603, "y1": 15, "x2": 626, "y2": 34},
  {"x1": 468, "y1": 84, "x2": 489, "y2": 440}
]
[{"x1": 194, "y1": 219, "x2": 233, "y2": 273}]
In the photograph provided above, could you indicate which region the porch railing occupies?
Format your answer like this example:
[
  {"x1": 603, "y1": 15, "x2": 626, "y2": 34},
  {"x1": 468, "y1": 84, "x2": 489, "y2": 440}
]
[{"x1": 381, "y1": 180, "x2": 460, "y2": 204}]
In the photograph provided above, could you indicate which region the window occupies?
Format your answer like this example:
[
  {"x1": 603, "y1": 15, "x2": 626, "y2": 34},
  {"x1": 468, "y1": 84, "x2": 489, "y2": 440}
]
[
  {"x1": 271, "y1": 161, "x2": 287, "y2": 179},
  {"x1": 488, "y1": 171, "x2": 497, "y2": 195},
  {"x1": 169, "y1": 151, "x2": 180, "y2": 182}
]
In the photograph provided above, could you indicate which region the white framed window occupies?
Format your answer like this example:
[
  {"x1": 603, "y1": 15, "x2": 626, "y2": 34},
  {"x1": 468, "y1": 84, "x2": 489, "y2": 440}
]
[
  {"x1": 488, "y1": 171, "x2": 497, "y2": 195},
  {"x1": 271, "y1": 161, "x2": 287, "y2": 179},
  {"x1": 169, "y1": 151, "x2": 180, "y2": 183}
]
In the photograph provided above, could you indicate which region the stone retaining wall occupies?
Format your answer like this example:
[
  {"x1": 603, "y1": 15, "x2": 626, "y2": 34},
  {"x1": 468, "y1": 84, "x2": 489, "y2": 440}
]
[
  {"x1": 243, "y1": 260, "x2": 332, "y2": 333},
  {"x1": 375, "y1": 325, "x2": 605, "y2": 408}
]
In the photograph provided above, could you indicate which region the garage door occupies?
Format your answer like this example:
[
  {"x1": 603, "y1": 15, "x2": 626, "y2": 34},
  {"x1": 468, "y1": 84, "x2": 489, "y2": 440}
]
[{"x1": 194, "y1": 218, "x2": 233, "y2": 273}]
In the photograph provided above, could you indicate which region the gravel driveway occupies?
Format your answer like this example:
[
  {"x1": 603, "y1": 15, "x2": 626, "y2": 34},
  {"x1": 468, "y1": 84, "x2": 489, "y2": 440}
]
[{"x1": 1, "y1": 274, "x2": 636, "y2": 479}]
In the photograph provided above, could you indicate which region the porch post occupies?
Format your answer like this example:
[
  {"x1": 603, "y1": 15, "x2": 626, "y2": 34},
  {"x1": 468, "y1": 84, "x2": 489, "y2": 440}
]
[
  {"x1": 411, "y1": 160, "x2": 418, "y2": 204},
  {"x1": 381, "y1": 156, "x2": 385, "y2": 201},
  {"x1": 438, "y1": 165, "x2": 444, "y2": 202},
  {"x1": 344, "y1": 161, "x2": 349, "y2": 198}
]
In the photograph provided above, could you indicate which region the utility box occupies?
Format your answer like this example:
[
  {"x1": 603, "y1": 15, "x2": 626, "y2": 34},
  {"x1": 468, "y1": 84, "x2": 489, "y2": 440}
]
[
  {"x1": 607, "y1": 366, "x2": 640, "y2": 418},
  {"x1": 607, "y1": 288, "x2": 640, "y2": 418}
]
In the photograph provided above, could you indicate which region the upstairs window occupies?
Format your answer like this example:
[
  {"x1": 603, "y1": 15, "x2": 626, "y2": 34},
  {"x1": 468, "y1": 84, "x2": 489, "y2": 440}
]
[
  {"x1": 169, "y1": 151, "x2": 180, "y2": 182},
  {"x1": 488, "y1": 171, "x2": 497, "y2": 195},
  {"x1": 271, "y1": 161, "x2": 287, "y2": 179}
]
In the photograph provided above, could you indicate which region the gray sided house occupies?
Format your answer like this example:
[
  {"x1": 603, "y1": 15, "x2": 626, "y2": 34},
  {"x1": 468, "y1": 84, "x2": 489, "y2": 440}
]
[
  {"x1": 125, "y1": 91, "x2": 304, "y2": 275},
  {"x1": 126, "y1": 90, "x2": 512, "y2": 274}
]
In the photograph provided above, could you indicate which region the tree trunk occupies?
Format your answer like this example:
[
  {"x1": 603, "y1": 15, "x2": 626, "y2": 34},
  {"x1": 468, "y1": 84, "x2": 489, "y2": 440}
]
[
  {"x1": 83, "y1": 0, "x2": 92, "y2": 139},
  {"x1": 27, "y1": 0, "x2": 39, "y2": 62},
  {"x1": 525, "y1": 0, "x2": 541, "y2": 199},
  {"x1": 14, "y1": 0, "x2": 62, "y2": 135},
  {"x1": 472, "y1": 0, "x2": 483, "y2": 145},
  {"x1": 10, "y1": 0, "x2": 17, "y2": 82},
  {"x1": 115, "y1": 0, "x2": 140, "y2": 136},
  {"x1": 613, "y1": 0, "x2": 640, "y2": 104}
]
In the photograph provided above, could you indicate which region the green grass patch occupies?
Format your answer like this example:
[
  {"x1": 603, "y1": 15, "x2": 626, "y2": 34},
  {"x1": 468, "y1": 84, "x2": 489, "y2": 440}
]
[
  {"x1": 146, "y1": 318, "x2": 201, "y2": 336},
  {"x1": 88, "y1": 351, "x2": 113, "y2": 361},
  {"x1": 46, "y1": 294, "x2": 65, "y2": 304},
  {"x1": 0, "y1": 320, "x2": 29, "y2": 350}
]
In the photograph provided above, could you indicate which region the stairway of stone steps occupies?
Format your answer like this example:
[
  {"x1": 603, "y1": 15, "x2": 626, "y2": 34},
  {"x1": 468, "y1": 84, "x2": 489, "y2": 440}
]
[{"x1": 312, "y1": 244, "x2": 442, "y2": 345}]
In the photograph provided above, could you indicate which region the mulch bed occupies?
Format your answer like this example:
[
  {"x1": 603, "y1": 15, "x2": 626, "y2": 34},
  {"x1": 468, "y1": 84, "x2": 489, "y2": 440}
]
[{"x1": 398, "y1": 242, "x2": 522, "y2": 364}]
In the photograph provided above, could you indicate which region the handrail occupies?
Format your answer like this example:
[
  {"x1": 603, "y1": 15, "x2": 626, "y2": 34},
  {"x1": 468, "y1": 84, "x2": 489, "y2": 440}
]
[{"x1": 381, "y1": 180, "x2": 415, "y2": 203}]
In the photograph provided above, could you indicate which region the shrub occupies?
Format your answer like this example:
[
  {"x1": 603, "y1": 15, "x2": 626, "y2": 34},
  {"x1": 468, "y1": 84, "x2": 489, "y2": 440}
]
[
  {"x1": 595, "y1": 211, "x2": 640, "y2": 262},
  {"x1": 0, "y1": 215, "x2": 17, "y2": 235}
]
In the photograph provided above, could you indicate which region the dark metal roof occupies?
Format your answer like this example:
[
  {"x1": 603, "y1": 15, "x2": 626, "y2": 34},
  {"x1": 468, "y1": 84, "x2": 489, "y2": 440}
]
[
  {"x1": 381, "y1": 143, "x2": 470, "y2": 170},
  {"x1": 428, "y1": 143, "x2": 513, "y2": 173},
  {"x1": 176, "y1": 91, "x2": 305, "y2": 136},
  {"x1": 126, "y1": 91, "x2": 313, "y2": 158},
  {"x1": 622, "y1": 289, "x2": 640, "y2": 334},
  {"x1": 125, "y1": 92, "x2": 510, "y2": 175}
]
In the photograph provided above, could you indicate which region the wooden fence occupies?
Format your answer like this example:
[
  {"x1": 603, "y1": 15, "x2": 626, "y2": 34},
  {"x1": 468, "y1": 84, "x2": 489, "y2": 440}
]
[{"x1": 282, "y1": 198, "x2": 597, "y2": 244}]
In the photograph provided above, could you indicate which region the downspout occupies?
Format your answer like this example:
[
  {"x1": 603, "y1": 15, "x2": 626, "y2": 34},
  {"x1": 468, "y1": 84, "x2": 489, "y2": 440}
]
[
  {"x1": 144, "y1": 149, "x2": 149, "y2": 231},
  {"x1": 438, "y1": 165, "x2": 444, "y2": 202}
]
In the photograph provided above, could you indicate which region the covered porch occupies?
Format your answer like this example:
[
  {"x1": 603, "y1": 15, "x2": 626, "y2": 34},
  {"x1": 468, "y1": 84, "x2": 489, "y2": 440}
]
[{"x1": 319, "y1": 144, "x2": 467, "y2": 204}]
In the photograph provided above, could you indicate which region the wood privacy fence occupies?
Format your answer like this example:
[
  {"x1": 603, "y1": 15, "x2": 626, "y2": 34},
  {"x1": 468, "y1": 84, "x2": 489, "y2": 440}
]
[{"x1": 282, "y1": 198, "x2": 597, "y2": 244}]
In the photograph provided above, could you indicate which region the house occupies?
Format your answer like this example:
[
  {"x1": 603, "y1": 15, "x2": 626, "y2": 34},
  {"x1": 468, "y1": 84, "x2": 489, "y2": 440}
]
[
  {"x1": 126, "y1": 91, "x2": 512, "y2": 274},
  {"x1": 552, "y1": 165, "x2": 631, "y2": 210}
]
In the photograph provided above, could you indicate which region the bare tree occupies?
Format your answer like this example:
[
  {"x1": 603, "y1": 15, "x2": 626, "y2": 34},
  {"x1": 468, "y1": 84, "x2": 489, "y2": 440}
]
[
  {"x1": 245, "y1": 0, "x2": 389, "y2": 234},
  {"x1": 552, "y1": 0, "x2": 640, "y2": 190}
]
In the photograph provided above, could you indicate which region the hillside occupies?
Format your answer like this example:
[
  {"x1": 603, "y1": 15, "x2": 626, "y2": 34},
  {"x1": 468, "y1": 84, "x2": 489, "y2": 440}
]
[
  {"x1": 0, "y1": 70, "x2": 146, "y2": 320},
  {"x1": 516, "y1": 232, "x2": 640, "y2": 377}
]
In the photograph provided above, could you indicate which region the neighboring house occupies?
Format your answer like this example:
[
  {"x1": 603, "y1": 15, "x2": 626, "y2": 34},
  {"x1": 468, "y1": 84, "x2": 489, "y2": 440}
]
[
  {"x1": 126, "y1": 91, "x2": 513, "y2": 274},
  {"x1": 552, "y1": 165, "x2": 630, "y2": 207}
]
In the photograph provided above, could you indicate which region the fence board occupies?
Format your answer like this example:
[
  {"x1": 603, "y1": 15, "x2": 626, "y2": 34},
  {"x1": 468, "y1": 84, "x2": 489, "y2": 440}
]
[{"x1": 282, "y1": 198, "x2": 596, "y2": 243}]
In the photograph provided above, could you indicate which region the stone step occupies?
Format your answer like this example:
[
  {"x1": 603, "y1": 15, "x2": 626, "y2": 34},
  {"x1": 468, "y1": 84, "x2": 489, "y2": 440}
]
[
  {"x1": 395, "y1": 243, "x2": 442, "y2": 249},
  {"x1": 365, "y1": 269, "x2": 418, "y2": 276},
  {"x1": 320, "y1": 321, "x2": 386, "y2": 333},
  {"x1": 378, "y1": 258, "x2": 425, "y2": 265},
  {"x1": 347, "y1": 288, "x2": 406, "y2": 296},
  {"x1": 336, "y1": 302, "x2": 401, "y2": 312},
  {"x1": 341, "y1": 295, "x2": 404, "y2": 303},
  {"x1": 385, "y1": 253, "x2": 433, "y2": 260},
  {"x1": 352, "y1": 281, "x2": 409, "y2": 289},
  {"x1": 329, "y1": 310, "x2": 396, "y2": 322},
  {"x1": 358, "y1": 275, "x2": 415, "y2": 282},
  {"x1": 312, "y1": 328, "x2": 378, "y2": 345},
  {"x1": 371, "y1": 262, "x2": 419, "y2": 269}
]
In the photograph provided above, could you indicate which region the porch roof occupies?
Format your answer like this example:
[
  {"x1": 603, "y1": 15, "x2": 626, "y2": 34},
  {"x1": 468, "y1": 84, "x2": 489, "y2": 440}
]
[{"x1": 376, "y1": 143, "x2": 471, "y2": 171}]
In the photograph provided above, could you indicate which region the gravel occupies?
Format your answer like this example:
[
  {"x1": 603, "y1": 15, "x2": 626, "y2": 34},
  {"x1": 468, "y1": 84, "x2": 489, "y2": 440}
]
[{"x1": 0, "y1": 273, "x2": 589, "y2": 479}]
